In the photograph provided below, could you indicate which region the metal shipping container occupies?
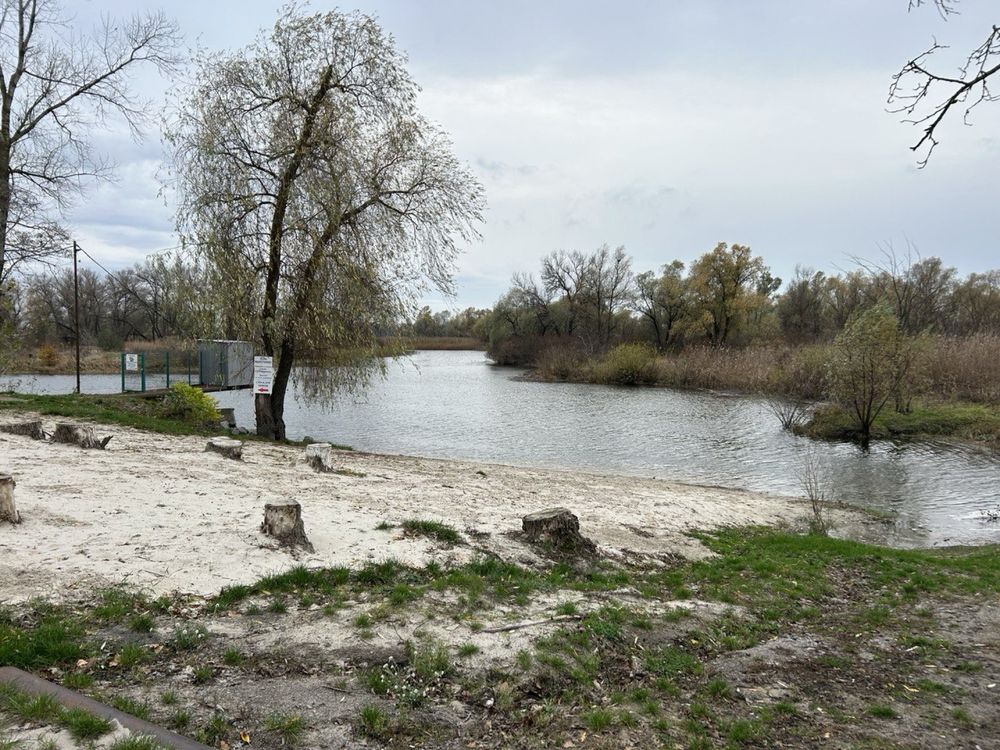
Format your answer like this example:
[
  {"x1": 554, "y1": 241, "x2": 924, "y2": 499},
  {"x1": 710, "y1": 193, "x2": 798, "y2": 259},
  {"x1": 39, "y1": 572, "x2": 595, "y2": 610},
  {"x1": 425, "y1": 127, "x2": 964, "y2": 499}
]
[{"x1": 197, "y1": 339, "x2": 254, "y2": 388}]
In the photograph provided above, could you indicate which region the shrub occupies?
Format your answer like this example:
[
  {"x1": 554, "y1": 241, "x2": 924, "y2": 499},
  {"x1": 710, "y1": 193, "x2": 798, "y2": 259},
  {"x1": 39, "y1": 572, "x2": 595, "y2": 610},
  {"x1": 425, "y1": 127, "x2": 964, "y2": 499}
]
[
  {"x1": 592, "y1": 343, "x2": 657, "y2": 386},
  {"x1": 534, "y1": 344, "x2": 585, "y2": 380},
  {"x1": 37, "y1": 344, "x2": 59, "y2": 368},
  {"x1": 159, "y1": 383, "x2": 220, "y2": 426}
]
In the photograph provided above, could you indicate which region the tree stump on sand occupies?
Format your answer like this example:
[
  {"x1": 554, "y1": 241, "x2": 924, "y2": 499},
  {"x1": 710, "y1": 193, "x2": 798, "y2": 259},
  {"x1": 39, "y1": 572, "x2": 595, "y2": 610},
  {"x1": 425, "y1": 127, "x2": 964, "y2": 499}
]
[
  {"x1": 205, "y1": 436, "x2": 243, "y2": 460},
  {"x1": 0, "y1": 475, "x2": 19, "y2": 525},
  {"x1": 261, "y1": 500, "x2": 314, "y2": 552},
  {"x1": 52, "y1": 423, "x2": 111, "y2": 449},
  {"x1": 522, "y1": 508, "x2": 597, "y2": 553},
  {"x1": 304, "y1": 443, "x2": 333, "y2": 472},
  {"x1": 0, "y1": 420, "x2": 45, "y2": 440}
]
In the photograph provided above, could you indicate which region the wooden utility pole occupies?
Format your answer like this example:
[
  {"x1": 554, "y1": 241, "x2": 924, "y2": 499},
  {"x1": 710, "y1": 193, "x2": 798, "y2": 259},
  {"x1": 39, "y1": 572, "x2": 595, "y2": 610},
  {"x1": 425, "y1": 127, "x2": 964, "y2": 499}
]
[{"x1": 73, "y1": 240, "x2": 81, "y2": 394}]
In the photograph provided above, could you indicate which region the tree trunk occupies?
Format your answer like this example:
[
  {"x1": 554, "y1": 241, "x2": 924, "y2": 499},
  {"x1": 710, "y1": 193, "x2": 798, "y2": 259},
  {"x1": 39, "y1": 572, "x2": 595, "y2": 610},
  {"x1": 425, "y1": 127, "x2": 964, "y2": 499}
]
[
  {"x1": 304, "y1": 442, "x2": 333, "y2": 472},
  {"x1": 522, "y1": 508, "x2": 597, "y2": 553},
  {"x1": 261, "y1": 500, "x2": 314, "y2": 552},
  {"x1": 0, "y1": 475, "x2": 18, "y2": 524},
  {"x1": 0, "y1": 420, "x2": 45, "y2": 440},
  {"x1": 205, "y1": 436, "x2": 243, "y2": 460},
  {"x1": 52, "y1": 423, "x2": 111, "y2": 449}
]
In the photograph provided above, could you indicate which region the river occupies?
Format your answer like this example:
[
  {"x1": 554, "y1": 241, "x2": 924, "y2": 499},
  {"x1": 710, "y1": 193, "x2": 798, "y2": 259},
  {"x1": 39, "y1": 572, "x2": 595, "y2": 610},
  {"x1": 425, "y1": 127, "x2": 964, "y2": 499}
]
[{"x1": 4, "y1": 350, "x2": 999, "y2": 548}]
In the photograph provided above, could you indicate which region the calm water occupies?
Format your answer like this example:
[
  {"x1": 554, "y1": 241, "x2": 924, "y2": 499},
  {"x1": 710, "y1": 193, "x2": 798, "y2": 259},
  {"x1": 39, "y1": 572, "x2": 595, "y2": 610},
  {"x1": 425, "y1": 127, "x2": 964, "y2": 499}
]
[{"x1": 5, "y1": 351, "x2": 1000, "y2": 547}]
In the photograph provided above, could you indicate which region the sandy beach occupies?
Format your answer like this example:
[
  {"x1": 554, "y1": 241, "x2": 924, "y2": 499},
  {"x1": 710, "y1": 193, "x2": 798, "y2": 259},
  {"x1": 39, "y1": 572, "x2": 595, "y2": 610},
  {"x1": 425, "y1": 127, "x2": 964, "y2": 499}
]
[{"x1": 0, "y1": 412, "x2": 864, "y2": 603}]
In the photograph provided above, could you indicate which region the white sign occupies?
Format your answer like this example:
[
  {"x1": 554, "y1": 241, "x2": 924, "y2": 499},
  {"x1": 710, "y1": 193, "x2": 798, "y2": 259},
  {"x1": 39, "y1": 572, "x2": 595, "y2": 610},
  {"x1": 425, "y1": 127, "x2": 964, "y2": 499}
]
[
  {"x1": 124, "y1": 353, "x2": 139, "y2": 372},
  {"x1": 253, "y1": 356, "x2": 274, "y2": 394}
]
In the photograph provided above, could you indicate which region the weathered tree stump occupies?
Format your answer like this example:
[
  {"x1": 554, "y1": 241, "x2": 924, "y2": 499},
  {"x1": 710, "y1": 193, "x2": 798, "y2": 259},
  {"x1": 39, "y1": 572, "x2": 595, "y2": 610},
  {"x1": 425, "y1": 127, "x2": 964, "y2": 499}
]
[
  {"x1": 261, "y1": 500, "x2": 314, "y2": 552},
  {"x1": 0, "y1": 420, "x2": 45, "y2": 440},
  {"x1": 52, "y1": 423, "x2": 111, "y2": 449},
  {"x1": 205, "y1": 436, "x2": 243, "y2": 460},
  {"x1": 303, "y1": 443, "x2": 333, "y2": 472},
  {"x1": 522, "y1": 508, "x2": 597, "y2": 553},
  {"x1": 0, "y1": 475, "x2": 19, "y2": 525}
]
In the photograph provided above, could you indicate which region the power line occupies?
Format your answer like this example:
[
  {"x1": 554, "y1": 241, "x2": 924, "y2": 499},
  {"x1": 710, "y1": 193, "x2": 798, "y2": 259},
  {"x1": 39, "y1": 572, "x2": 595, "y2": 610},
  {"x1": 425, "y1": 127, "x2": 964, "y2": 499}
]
[{"x1": 72, "y1": 242, "x2": 199, "y2": 341}]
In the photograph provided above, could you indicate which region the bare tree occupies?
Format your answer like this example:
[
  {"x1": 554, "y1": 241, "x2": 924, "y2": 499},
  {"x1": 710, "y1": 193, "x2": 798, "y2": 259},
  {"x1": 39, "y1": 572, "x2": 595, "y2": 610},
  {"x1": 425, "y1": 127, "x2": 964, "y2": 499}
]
[
  {"x1": 0, "y1": 0, "x2": 180, "y2": 313},
  {"x1": 167, "y1": 6, "x2": 483, "y2": 440},
  {"x1": 890, "y1": 0, "x2": 1000, "y2": 165}
]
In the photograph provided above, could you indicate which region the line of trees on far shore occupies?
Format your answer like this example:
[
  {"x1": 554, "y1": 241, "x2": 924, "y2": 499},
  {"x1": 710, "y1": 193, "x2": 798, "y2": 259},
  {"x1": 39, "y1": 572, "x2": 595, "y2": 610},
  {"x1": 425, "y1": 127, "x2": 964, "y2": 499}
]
[{"x1": 481, "y1": 242, "x2": 1000, "y2": 366}]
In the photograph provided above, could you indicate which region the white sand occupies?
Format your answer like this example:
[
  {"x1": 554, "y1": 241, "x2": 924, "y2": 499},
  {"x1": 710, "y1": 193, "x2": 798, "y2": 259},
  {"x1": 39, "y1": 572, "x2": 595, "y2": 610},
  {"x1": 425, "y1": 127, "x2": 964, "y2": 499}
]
[{"x1": 0, "y1": 414, "x2": 853, "y2": 603}]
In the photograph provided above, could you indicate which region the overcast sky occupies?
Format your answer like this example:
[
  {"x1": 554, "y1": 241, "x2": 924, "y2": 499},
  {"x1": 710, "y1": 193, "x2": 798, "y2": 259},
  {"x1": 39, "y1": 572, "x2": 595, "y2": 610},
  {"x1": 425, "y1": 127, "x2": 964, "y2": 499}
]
[{"x1": 68, "y1": 0, "x2": 1000, "y2": 310}]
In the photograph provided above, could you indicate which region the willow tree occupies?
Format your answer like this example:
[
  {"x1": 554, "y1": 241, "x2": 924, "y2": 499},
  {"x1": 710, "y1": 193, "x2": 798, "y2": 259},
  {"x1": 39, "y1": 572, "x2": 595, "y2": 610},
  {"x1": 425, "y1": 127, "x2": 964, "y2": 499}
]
[{"x1": 167, "y1": 7, "x2": 484, "y2": 439}]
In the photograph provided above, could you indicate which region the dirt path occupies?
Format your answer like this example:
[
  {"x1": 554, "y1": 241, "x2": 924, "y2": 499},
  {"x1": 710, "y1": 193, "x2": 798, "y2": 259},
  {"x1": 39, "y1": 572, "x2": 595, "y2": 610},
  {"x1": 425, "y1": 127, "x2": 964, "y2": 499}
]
[{"x1": 0, "y1": 413, "x2": 874, "y2": 602}]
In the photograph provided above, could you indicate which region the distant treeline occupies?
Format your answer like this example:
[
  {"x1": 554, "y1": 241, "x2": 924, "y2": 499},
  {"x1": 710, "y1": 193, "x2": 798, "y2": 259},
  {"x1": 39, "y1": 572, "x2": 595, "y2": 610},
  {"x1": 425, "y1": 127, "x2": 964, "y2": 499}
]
[
  {"x1": 7, "y1": 242, "x2": 1000, "y2": 366},
  {"x1": 480, "y1": 242, "x2": 1000, "y2": 366},
  {"x1": 4, "y1": 251, "x2": 211, "y2": 349}
]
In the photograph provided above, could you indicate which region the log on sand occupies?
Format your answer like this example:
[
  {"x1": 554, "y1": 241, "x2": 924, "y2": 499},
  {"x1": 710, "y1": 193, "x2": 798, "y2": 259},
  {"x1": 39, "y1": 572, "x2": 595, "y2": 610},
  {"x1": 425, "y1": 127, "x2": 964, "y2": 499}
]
[
  {"x1": 205, "y1": 437, "x2": 243, "y2": 460},
  {"x1": 52, "y1": 423, "x2": 112, "y2": 449},
  {"x1": 0, "y1": 475, "x2": 19, "y2": 525},
  {"x1": 0, "y1": 420, "x2": 44, "y2": 440},
  {"x1": 522, "y1": 507, "x2": 597, "y2": 553},
  {"x1": 261, "y1": 500, "x2": 314, "y2": 552}
]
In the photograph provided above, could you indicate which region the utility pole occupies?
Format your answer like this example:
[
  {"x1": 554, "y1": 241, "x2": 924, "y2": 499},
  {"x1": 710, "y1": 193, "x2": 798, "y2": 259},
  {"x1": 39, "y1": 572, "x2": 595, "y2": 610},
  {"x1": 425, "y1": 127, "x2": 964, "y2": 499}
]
[{"x1": 73, "y1": 240, "x2": 81, "y2": 395}]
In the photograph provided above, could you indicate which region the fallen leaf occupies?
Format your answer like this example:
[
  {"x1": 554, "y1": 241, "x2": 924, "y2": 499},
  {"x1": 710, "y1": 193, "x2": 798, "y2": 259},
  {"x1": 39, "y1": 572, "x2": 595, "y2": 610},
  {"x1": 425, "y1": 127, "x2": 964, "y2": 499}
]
[{"x1": 240, "y1": 730, "x2": 251, "y2": 744}]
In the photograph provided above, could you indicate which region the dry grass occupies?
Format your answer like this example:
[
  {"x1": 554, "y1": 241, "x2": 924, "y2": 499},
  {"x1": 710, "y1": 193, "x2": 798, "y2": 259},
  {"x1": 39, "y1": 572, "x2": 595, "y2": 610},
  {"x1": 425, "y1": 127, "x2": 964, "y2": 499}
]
[{"x1": 923, "y1": 335, "x2": 1000, "y2": 404}]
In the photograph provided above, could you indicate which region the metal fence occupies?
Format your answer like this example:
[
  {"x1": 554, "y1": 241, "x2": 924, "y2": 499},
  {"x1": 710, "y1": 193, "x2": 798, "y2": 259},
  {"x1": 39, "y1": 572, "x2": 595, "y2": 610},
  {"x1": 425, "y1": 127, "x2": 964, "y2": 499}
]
[{"x1": 120, "y1": 350, "x2": 201, "y2": 393}]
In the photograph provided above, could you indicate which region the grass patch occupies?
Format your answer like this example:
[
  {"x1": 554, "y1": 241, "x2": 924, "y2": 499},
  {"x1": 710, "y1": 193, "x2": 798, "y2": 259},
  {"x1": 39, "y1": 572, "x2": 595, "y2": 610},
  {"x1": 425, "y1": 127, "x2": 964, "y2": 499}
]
[
  {"x1": 867, "y1": 704, "x2": 899, "y2": 719},
  {"x1": 264, "y1": 714, "x2": 305, "y2": 746},
  {"x1": 799, "y1": 400, "x2": 1000, "y2": 445},
  {"x1": 61, "y1": 707, "x2": 114, "y2": 740},
  {"x1": 0, "y1": 616, "x2": 87, "y2": 670},
  {"x1": 358, "y1": 704, "x2": 390, "y2": 739},
  {"x1": 400, "y1": 519, "x2": 462, "y2": 545}
]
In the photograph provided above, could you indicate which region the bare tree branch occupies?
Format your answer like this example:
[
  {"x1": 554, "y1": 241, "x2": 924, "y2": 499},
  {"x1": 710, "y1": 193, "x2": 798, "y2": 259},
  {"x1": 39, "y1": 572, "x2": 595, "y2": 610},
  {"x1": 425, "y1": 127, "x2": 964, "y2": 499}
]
[{"x1": 890, "y1": 1, "x2": 1000, "y2": 166}]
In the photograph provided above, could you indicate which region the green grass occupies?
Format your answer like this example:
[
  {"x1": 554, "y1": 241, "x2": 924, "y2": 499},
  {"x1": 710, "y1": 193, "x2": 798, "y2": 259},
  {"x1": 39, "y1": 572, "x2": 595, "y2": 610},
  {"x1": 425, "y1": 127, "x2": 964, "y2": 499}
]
[
  {"x1": 800, "y1": 400, "x2": 1000, "y2": 446},
  {"x1": 0, "y1": 616, "x2": 87, "y2": 670},
  {"x1": 110, "y1": 696, "x2": 151, "y2": 720},
  {"x1": 867, "y1": 704, "x2": 899, "y2": 719},
  {"x1": 129, "y1": 613, "x2": 155, "y2": 633},
  {"x1": 264, "y1": 714, "x2": 305, "y2": 746},
  {"x1": 583, "y1": 708, "x2": 614, "y2": 731},
  {"x1": 171, "y1": 624, "x2": 208, "y2": 651},
  {"x1": 400, "y1": 519, "x2": 462, "y2": 545},
  {"x1": 358, "y1": 704, "x2": 390, "y2": 739},
  {"x1": 117, "y1": 642, "x2": 149, "y2": 668},
  {"x1": 222, "y1": 647, "x2": 244, "y2": 666},
  {"x1": 61, "y1": 707, "x2": 114, "y2": 740},
  {"x1": 0, "y1": 392, "x2": 354, "y2": 447}
]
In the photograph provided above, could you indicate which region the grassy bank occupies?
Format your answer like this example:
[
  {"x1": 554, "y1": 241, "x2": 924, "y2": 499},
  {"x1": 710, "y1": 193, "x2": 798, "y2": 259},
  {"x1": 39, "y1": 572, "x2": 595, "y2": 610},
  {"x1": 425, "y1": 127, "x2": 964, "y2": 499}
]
[
  {"x1": 799, "y1": 401, "x2": 1000, "y2": 448},
  {"x1": 0, "y1": 392, "x2": 351, "y2": 448},
  {"x1": 2, "y1": 527, "x2": 998, "y2": 749}
]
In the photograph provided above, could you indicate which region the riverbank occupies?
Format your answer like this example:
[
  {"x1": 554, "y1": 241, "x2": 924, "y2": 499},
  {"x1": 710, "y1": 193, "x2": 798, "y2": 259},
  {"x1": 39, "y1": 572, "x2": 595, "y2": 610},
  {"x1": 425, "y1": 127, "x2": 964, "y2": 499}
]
[
  {"x1": 1, "y1": 417, "x2": 997, "y2": 749},
  {"x1": 0, "y1": 412, "x2": 875, "y2": 601}
]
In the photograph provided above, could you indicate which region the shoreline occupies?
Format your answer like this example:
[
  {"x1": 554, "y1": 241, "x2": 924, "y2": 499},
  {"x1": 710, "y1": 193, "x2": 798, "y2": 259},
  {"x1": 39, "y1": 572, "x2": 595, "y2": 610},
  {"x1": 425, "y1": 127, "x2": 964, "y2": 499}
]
[{"x1": 0, "y1": 411, "x2": 884, "y2": 603}]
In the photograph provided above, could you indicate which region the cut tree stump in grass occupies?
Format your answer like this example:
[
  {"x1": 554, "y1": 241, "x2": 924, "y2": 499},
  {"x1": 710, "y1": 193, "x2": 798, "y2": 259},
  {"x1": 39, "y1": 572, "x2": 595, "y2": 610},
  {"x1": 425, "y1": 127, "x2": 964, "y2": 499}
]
[
  {"x1": 0, "y1": 475, "x2": 19, "y2": 525},
  {"x1": 205, "y1": 436, "x2": 243, "y2": 460},
  {"x1": 0, "y1": 420, "x2": 44, "y2": 440},
  {"x1": 52, "y1": 423, "x2": 111, "y2": 450},
  {"x1": 304, "y1": 443, "x2": 333, "y2": 472},
  {"x1": 522, "y1": 507, "x2": 597, "y2": 554},
  {"x1": 261, "y1": 500, "x2": 314, "y2": 552}
]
